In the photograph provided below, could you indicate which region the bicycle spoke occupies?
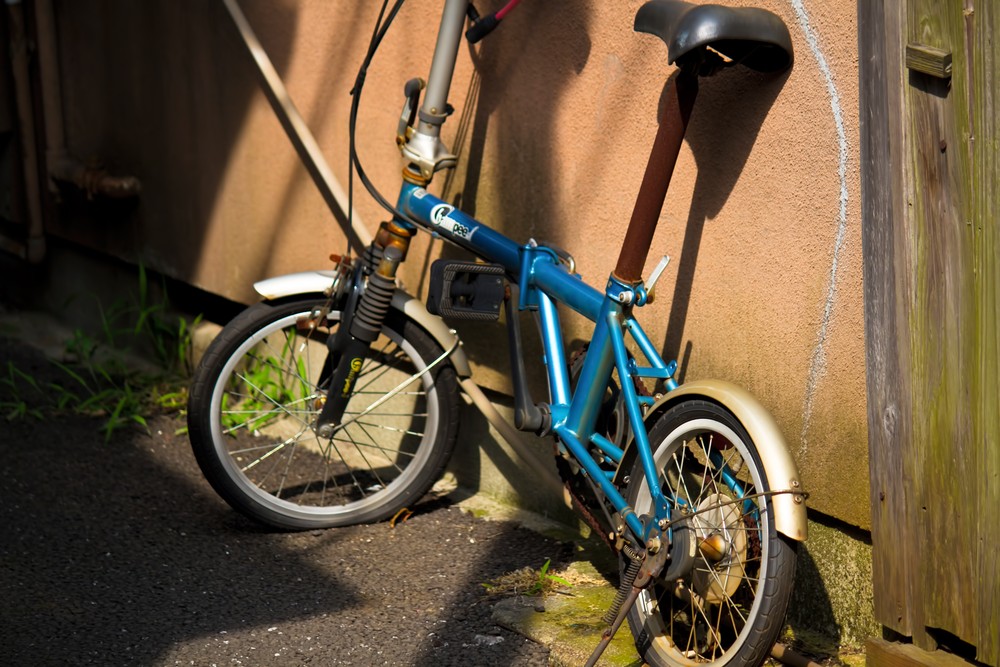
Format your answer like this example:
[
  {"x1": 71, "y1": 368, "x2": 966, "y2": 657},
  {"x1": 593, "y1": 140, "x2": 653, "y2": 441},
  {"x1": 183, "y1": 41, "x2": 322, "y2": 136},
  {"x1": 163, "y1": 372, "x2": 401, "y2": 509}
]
[
  {"x1": 231, "y1": 370, "x2": 314, "y2": 430},
  {"x1": 247, "y1": 335, "x2": 319, "y2": 390},
  {"x1": 344, "y1": 421, "x2": 415, "y2": 467},
  {"x1": 353, "y1": 351, "x2": 413, "y2": 393},
  {"x1": 671, "y1": 439, "x2": 697, "y2": 506},
  {"x1": 722, "y1": 587, "x2": 749, "y2": 631},
  {"x1": 358, "y1": 336, "x2": 395, "y2": 377},
  {"x1": 354, "y1": 420, "x2": 425, "y2": 438},
  {"x1": 240, "y1": 425, "x2": 310, "y2": 472},
  {"x1": 684, "y1": 601, "x2": 698, "y2": 655},
  {"x1": 222, "y1": 405, "x2": 316, "y2": 416},
  {"x1": 343, "y1": 410, "x2": 428, "y2": 417},
  {"x1": 355, "y1": 421, "x2": 411, "y2": 476},
  {"x1": 690, "y1": 596, "x2": 724, "y2": 653},
  {"x1": 326, "y1": 437, "x2": 369, "y2": 498},
  {"x1": 340, "y1": 424, "x2": 390, "y2": 490},
  {"x1": 318, "y1": 443, "x2": 335, "y2": 506},
  {"x1": 230, "y1": 440, "x2": 307, "y2": 456}
]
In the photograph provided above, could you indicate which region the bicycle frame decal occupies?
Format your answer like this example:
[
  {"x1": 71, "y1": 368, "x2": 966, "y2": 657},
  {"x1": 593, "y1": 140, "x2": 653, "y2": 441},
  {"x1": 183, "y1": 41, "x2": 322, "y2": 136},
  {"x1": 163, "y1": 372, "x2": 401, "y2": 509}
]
[
  {"x1": 401, "y1": 183, "x2": 519, "y2": 271},
  {"x1": 428, "y1": 203, "x2": 479, "y2": 241}
]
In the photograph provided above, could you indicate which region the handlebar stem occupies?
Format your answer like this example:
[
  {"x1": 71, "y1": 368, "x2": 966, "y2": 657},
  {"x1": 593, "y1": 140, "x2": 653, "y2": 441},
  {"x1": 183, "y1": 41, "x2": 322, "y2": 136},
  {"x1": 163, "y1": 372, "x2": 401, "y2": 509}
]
[
  {"x1": 399, "y1": 0, "x2": 467, "y2": 181},
  {"x1": 419, "y1": 0, "x2": 467, "y2": 139}
]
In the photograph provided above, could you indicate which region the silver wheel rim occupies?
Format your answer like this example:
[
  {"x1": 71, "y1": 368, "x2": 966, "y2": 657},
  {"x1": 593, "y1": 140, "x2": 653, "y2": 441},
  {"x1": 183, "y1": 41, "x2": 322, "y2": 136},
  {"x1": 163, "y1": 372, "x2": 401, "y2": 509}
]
[
  {"x1": 633, "y1": 417, "x2": 770, "y2": 666},
  {"x1": 207, "y1": 310, "x2": 441, "y2": 522}
]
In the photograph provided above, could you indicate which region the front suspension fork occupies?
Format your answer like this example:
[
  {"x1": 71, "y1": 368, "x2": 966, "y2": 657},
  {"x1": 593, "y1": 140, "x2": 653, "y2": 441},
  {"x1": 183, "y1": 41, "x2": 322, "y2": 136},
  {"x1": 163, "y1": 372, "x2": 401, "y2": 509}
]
[{"x1": 315, "y1": 222, "x2": 414, "y2": 437}]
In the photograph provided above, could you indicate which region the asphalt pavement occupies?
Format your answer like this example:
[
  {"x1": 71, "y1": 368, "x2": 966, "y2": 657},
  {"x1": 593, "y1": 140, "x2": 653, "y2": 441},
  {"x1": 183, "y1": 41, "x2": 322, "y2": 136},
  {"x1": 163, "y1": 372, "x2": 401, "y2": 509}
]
[{"x1": 0, "y1": 335, "x2": 566, "y2": 666}]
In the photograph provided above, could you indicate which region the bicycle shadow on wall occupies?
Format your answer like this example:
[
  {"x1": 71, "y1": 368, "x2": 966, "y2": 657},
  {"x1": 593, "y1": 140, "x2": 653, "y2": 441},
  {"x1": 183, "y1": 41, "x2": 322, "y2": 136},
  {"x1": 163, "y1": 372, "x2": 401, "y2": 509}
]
[
  {"x1": 430, "y1": 1, "x2": 594, "y2": 508},
  {"x1": 656, "y1": 66, "x2": 790, "y2": 382},
  {"x1": 448, "y1": 1, "x2": 592, "y2": 232}
]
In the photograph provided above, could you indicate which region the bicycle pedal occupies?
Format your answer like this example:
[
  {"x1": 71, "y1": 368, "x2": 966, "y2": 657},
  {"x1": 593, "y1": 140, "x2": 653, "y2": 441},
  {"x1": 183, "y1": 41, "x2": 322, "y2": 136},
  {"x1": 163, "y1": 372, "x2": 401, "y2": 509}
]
[{"x1": 427, "y1": 260, "x2": 506, "y2": 321}]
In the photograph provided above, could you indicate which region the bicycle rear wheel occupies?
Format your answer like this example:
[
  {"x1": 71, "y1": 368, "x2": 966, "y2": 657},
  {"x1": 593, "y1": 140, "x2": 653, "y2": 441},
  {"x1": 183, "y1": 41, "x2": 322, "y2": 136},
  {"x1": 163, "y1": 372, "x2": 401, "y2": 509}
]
[
  {"x1": 188, "y1": 297, "x2": 460, "y2": 529},
  {"x1": 625, "y1": 399, "x2": 796, "y2": 667}
]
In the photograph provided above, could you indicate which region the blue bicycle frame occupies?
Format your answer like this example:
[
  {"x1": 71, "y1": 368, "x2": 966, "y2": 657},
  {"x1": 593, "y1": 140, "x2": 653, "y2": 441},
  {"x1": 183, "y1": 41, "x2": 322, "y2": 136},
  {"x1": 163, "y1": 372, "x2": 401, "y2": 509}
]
[{"x1": 398, "y1": 181, "x2": 679, "y2": 544}]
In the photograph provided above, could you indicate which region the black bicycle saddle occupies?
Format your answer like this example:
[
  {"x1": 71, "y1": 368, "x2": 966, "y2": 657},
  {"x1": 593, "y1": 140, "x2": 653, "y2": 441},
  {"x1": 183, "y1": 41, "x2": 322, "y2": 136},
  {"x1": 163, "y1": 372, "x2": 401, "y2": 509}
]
[{"x1": 634, "y1": 0, "x2": 793, "y2": 73}]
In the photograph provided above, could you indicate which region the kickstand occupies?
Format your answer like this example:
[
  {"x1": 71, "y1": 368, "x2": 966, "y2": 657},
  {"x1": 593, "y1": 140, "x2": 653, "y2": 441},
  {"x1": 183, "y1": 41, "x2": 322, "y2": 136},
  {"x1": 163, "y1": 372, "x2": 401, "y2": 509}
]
[
  {"x1": 585, "y1": 546, "x2": 667, "y2": 667},
  {"x1": 584, "y1": 584, "x2": 643, "y2": 667}
]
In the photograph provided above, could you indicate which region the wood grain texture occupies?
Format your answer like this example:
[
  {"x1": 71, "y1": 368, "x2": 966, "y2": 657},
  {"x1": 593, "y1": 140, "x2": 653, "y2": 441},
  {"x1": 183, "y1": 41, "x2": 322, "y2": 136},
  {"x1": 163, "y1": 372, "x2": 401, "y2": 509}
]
[
  {"x1": 867, "y1": 638, "x2": 978, "y2": 667},
  {"x1": 864, "y1": 1, "x2": 999, "y2": 660},
  {"x1": 971, "y1": 2, "x2": 1000, "y2": 663},
  {"x1": 905, "y1": 0, "x2": 977, "y2": 650},
  {"x1": 860, "y1": 0, "x2": 913, "y2": 637},
  {"x1": 905, "y1": 43, "x2": 953, "y2": 78}
]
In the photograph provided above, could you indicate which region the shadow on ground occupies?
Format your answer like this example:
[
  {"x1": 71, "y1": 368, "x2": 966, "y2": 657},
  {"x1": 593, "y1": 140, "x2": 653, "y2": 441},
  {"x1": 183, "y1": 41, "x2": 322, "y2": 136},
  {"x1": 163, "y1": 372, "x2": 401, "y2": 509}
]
[{"x1": 0, "y1": 336, "x2": 561, "y2": 666}]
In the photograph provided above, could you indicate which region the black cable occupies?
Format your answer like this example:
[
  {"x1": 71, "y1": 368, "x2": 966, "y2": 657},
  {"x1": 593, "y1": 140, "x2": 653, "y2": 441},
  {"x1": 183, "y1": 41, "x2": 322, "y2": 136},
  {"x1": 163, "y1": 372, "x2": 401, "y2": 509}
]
[
  {"x1": 345, "y1": 0, "x2": 391, "y2": 255},
  {"x1": 346, "y1": 0, "x2": 417, "y2": 250}
]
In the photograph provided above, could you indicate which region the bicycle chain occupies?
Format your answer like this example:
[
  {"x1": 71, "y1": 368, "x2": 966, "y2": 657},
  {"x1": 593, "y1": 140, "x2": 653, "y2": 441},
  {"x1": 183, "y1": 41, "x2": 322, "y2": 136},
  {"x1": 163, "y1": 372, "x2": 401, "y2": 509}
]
[{"x1": 558, "y1": 345, "x2": 652, "y2": 550}]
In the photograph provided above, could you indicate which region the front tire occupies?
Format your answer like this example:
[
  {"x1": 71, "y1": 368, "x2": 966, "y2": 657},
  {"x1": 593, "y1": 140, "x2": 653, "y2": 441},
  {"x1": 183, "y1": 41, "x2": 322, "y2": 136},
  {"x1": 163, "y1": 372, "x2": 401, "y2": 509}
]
[
  {"x1": 188, "y1": 297, "x2": 460, "y2": 529},
  {"x1": 625, "y1": 399, "x2": 796, "y2": 667}
]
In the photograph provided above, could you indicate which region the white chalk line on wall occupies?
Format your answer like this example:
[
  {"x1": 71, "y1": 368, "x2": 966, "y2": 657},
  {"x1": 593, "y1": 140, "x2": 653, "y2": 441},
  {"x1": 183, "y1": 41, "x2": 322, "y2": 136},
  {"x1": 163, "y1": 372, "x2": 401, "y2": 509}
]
[{"x1": 790, "y1": 0, "x2": 849, "y2": 455}]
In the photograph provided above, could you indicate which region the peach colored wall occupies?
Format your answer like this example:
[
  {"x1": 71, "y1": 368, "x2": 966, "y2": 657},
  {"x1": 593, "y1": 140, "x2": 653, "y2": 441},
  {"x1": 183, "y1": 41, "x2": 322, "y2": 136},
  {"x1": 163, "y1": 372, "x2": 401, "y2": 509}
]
[{"x1": 48, "y1": 0, "x2": 867, "y2": 528}]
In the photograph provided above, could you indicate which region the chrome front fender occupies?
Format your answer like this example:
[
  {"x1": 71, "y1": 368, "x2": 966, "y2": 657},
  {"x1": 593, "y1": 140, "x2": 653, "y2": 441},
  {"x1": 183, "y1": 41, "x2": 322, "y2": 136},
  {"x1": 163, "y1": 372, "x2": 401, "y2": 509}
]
[
  {"x1": 616, "y1": 379, "x2": 808, "y2": 542},
  {"x1": 252, "y1": 271, "x2": 472, "y2": 378}
]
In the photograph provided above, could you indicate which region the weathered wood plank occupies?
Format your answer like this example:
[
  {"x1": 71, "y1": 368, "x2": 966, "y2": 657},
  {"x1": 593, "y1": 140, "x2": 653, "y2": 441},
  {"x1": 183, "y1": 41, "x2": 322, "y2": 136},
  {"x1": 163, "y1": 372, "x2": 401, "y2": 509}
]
[
  {"x1": 971, "y1": 2, "x2": 1000, "y2": 663},
  {"x1": 904, "y1": 0, "x2": 978, "y2": 649},
  {"x1": 867, "y1": 638, "x2": 977, "y2": 667},
  {"x1": 905, "y1": 43, "x2": 953, "y2": 79},
  {"x1": 905, "y1": 0, "x2": 978, "y2": 651},
  {"x1": 866, "y1": 1, "x2": 1000, "y2": 660},
  {"x1": 860, "y1": 0, "x2": 913, "y2": 636}
]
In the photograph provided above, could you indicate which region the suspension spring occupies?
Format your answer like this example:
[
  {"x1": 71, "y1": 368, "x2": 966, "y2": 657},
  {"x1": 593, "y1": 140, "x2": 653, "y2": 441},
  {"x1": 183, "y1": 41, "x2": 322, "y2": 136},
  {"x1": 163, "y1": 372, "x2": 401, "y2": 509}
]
[
  {"x1": 362, "y1": 242, "x2": 384, "y2": 274},
  {"x1": 351, "y1": 245, "x2": 400, "y2": 343}
]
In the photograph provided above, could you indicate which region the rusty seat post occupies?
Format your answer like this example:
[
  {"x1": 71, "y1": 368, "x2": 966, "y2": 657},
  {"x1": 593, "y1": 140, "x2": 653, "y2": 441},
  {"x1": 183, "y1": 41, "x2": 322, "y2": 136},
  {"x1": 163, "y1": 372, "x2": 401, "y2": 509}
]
[{"x1": 612, "y1": 69, "x2": 698, "y2": 285}]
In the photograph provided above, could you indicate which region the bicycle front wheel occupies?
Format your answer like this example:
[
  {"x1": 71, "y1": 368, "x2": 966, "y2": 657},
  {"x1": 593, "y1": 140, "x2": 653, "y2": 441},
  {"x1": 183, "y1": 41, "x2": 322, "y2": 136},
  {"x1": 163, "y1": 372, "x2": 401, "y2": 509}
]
[
  {"x1": 625, "y1": 399, "x2": 796, "y2": 667},
  {"x1": 188, "y1": 297, "x2": 460, "y2": 529}
]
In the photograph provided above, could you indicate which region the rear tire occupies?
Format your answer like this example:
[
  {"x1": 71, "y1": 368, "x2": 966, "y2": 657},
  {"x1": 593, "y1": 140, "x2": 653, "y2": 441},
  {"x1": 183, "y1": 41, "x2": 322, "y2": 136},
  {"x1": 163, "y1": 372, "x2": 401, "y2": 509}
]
[
  {"x1": 188, "y1": 297, "x2": 460, "y2": 529},
  {"x1": 625, "y1": 399, "x2": 796, "y2": 667}
]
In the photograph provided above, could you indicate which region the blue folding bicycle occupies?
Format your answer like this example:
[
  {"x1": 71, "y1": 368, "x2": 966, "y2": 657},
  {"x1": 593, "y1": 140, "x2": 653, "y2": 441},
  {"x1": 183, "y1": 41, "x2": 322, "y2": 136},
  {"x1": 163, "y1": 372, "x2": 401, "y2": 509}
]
[{"x1": 188, "y1": 1, "x2": 809, "y2": 664}]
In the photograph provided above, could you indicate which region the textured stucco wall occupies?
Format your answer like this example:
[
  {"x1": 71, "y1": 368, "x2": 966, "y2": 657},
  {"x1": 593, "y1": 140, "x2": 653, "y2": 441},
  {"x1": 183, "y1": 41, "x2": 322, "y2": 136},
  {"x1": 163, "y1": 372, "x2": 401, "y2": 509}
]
[{"x1": 46, "y1": 0, "x2": 866, "y2": 528}]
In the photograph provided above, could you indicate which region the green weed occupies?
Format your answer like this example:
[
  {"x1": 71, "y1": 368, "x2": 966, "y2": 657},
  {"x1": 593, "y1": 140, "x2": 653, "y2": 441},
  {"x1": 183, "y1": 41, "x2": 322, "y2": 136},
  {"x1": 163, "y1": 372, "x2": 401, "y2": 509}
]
[
  {"x1": 1, "y1": 361, "x2": 45, "y2": 421},
  {"x1": 219, "y1": 328, "x2": 313, "y2": 434},
  {"x1": 2, "y1": 264, "x2": 203, "y2": 441},
  {"x1": 481, "y1": 559, "x2": 572, "y2": 597}
]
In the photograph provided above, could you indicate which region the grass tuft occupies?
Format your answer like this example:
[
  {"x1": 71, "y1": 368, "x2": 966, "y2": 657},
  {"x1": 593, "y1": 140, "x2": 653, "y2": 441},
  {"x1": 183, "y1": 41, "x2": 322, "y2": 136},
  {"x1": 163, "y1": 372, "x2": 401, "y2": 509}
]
[
  {"x1": 482, "y1": 559, "x2": 573, "y2": 597},
  {"x1": 1, "y1": 265, "x2": 201, "y2": 441}
]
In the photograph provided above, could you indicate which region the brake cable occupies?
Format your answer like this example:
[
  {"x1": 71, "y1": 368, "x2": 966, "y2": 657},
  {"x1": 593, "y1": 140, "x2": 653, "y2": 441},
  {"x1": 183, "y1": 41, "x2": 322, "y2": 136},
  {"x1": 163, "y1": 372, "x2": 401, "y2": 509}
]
[
  {"x1": 347, "y1": 0, "x2": 529, "y2": 255},
  {"x1": 346, "y1": 0, "x2": 415, "y2": 255}
]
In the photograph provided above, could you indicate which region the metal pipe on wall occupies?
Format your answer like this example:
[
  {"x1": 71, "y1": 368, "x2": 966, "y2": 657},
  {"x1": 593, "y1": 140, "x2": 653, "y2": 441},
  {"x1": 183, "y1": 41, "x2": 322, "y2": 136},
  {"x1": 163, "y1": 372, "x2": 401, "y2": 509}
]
[
  {"x1": 4, "y1": 0, "x2": 45, "y2": 263},
  {"x1": 32, "y1": 0, "x2": 62, "y2": 168},
  {"x1": 2, "y1": 0, "x2": 143, "y2": 264},
  {"x1": 33, "y1": 0, "x2": 141, "y2": 201}
]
